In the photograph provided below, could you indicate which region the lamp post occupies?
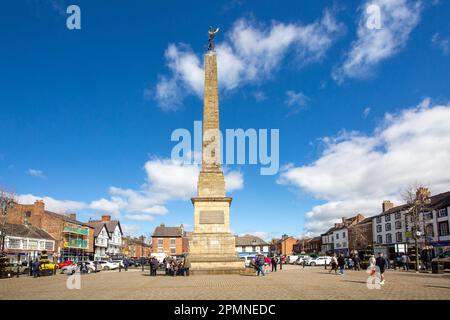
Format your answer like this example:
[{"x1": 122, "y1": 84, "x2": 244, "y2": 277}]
[{"x1": 141, "y1": 236, "x2": 144, "y2": 272}]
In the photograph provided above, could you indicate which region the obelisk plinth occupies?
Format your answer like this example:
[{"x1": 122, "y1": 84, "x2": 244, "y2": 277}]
[{"x1": 188, "y1": 50, "x2": 245, "y2": 274}]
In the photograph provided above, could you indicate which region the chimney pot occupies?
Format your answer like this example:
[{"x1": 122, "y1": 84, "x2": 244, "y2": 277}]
[{"x1": 101, "y1": 215, "x2": 111, "y2": 222}]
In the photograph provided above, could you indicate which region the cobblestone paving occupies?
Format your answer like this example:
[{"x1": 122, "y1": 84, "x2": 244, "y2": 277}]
[{"x1": 1, "y1": 265, "x2": 450, "y2": 300}]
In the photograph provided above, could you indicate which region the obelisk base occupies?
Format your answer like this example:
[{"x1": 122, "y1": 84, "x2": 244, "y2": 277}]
[{"x1": 188, "y1": 232, "x2": 247, "y2": 275}]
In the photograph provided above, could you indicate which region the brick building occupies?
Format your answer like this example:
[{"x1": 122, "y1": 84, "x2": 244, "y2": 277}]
[
  {"x1": 6, "y1": 200, "x2": 94, "y2": 262},
  {"x1": 122, "y1": 236, "x2": 152, "y2": 258},
  {"x1": 270, "y1": 235, "x2": 298, "y2": 256},
  {"x1": 151, "y1": 224, "x2": 189, "y2": 256},
  {"x1": 294, "y1": 236, "x2": 322, "y2": 254}
]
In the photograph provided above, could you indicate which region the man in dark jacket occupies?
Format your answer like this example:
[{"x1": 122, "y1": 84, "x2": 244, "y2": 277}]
[
  {"x1": 376, "y1": 252, "x2": 387, "y2": 285},
  {"x1": 353, "y1": 255, "x2": 361, "y2": 271},
  {"x1": 271, "y1": 257, "x2": 277, "y2": 272},
  {"x1": 32, "y1": 260, "x2": 40, "y2": 278}
]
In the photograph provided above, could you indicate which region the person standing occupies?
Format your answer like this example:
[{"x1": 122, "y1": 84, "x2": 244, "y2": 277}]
[
  {"x1": 353, "y1": 255, "x2": 361, "y2": 271},
  {"x1": 32, "y1": 260, "x2": 40, "y2": 278},
  {"x1": 271, "y1": 256, "x2": 277, "y2": 272},
  {"x1": 183, "y1": 254, "x2": 191, "y2": 276},
  {"x1": 402, "y1": 254, "x2": 409, "y2": 271},
  {"x1": 376, "y1": 252, "x2": 387, "y2": 285},
  {"x1": 337, "y1": 254, "x2": 345, "y2": 275}
]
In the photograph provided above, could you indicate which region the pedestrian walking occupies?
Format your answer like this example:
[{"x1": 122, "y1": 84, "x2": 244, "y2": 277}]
[
  {"x1": 256, "y1": 255, "x2": 265, "y2": 276},
  {"x1": 376, "y1": 252, "x2": 387, "y2": 285},
  {"x1": 123, "y1": 258, "x2": 129, "y2": 271},
  {"x1": 337, "y1": 254, "x2": 345, "y2": 275},
  {"x1": 329, "y1": 254, "x2": 338, "y2": 274}
]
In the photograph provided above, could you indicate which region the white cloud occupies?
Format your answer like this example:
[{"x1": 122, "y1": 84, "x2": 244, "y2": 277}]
[
  {"x1": 121, "y1": 224, "x2": 142, "y2": 235},
  {"x1": 278, "y1": 99, "x2": 450, "y2": 234},
  {"x1": 285, "y1": 90, "x2": 310, "y2": 113},
  {"x1": 224, "y1": 170, "x2": 244, "y2": 192},
  {"x1": 363, "y1": 107, "x2": 371, "y2": 118},
  {"x1": 17, "y1": 194, "x2": 87, "y2": 214},
  {"x1": 155, "y1": 10, "x2": 342, "y2": 109},
  {"x1": 431, "y1": 33, "x2": 450, "y2": 55},
  {"x1": 333, "y1": 0, "x2": 422, "y2": 81},
  {"x1": 28, "y1": 169, "x2": 45, "y2": 178},
  {"x1": 89, "y1": 158, "x2": 243, "y2": 220},
  {"x1": 252, "y1": 91, "x2": 267, "y2": 102}
]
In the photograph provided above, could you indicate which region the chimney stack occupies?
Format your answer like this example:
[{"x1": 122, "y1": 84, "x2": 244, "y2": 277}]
[
  {"x1": 382, "y1": 200, "x2": 394, "y2": 212},
  {"x1": 101, "y1": 215, "x2": 111, "y2": 222},
  {"x1": 341, "y1": 217, "x2": 346, "y2": 224},
  {"x1": 68, "y1": 213, "x2": 76, "y2": 221},
  {"x1": 34, "y1": 200, "x2": 45, "y2": 215}
]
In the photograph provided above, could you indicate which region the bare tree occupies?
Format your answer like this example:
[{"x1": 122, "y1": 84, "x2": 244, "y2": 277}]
[
  {"x1": 0, "y1": 188, "x2": 16, "y2": 274},
  {"x1": 402, "y1": 184, "x2": 431, "y2": 272},
  {"x1": 350, "y1": 222, "x2": 369, "y2": 253}
]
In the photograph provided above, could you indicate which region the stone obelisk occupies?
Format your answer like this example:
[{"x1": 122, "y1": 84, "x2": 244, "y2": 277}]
[{"x1": 188, "y1": 31, "x2": 245, "y2": 274}]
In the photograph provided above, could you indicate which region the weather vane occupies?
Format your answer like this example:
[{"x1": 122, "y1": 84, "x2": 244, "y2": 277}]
[{"x1": 208, "y1": 26, "x2": 220, "y2": 51}]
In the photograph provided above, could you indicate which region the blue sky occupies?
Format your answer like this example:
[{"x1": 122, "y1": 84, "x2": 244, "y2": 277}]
[{"x1": 1, "y1": 0, "x2": 450, "y2": 239}]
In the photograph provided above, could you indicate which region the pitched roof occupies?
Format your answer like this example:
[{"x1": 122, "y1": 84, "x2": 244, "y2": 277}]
[
  {"x1": 429, "y1": 191, "x2": 450, "y2": 209},
  {"x1": 87, "y1": 219, "x2": 122, "y2": 235},
  {"x1": 152, "y1": 225, "x2": 184, "y2": 237},
  {"x1": 86, "y1": 221, "x2": 108, "y2": 237},
  {"x1": 44, "y1": 211, "x2": 93, "y2": 228},
  {"x1": 235, "y1": 235, "x2": 268, "y2": 246},
  {"x1": 4, "y1": 223, "x2": 55, "y2": 241}
]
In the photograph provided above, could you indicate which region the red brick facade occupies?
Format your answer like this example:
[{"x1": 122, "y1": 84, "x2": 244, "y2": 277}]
[{"x1": 6, "y1": 200, "x2": 94, "y2": 260}]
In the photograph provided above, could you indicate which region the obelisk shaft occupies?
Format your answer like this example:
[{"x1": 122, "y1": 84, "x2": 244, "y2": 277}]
[{"x1": 197, "y1": 52, "x2": 226, "y2": 198}]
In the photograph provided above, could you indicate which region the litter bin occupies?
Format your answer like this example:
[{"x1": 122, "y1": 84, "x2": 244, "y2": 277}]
[{"x1": 432, "y1": 262, "x2": 444, "y2": 274}]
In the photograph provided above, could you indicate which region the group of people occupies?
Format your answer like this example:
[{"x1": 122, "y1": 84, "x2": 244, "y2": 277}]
[
  {"x1": 161, "y1": 255, "x2": 191, "y2": 277},
  {"x1": 329, "y1": 252, "x2": 388, "y2": 285},
  {"x1": 249, "y1": 254, "x2": 282, "y2": 276},
  {"x1": 329, "y1": 254, "x2": 362, "y2": 274}
]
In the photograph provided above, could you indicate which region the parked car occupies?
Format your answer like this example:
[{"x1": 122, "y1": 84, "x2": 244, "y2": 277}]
[
  {"x1": 112, "y1": 259, "x2": 125, "y2": 268},
  {"x1": 61, "y1": 263, "x2": 77, "y2": 275},
  {"x1": 294, "y1": 255, "x2": 312, "y2": 265},
  {"x1": 57, "y1": 260, "x2": 74, "y2": 269},
  {"x1": 241, "y1": 256, "x2": 256, "y2": 267},
  {"x1": 432, "y1": 251, "x2": 450, "y2": 269},
  {"x1": 307, "y1": 256, "x2": 332, "y2": 266},
  {"x1": 96, "y1": 260, "x2": 119, "y2": 271},
  {"x1": 287, "y1": 255, "x2": 300, "y2": 264}
]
